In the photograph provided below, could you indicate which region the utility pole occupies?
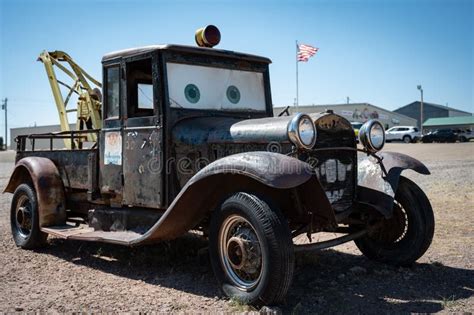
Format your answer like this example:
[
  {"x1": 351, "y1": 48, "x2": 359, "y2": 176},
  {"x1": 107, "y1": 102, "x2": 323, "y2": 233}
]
[
  {"x1": 1, "y1": 98, "x2": 7, "y2": 150},
  {"x1": 346, "y1": 96, "x2": 350, "y2": 104},
  {"x1": 417, "y1": 85, "x2": 423, "y2": 134}
]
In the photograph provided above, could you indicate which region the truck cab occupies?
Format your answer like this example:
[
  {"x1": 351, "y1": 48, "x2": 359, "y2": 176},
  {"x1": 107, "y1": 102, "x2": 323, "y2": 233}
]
[{"x1": 100, "y1": 44, "x2": 273, "y2": 210}]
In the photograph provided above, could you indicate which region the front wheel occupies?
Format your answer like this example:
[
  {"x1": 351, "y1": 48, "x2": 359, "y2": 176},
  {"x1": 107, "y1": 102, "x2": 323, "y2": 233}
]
[
  {"x1": 209, "y1": 192, "x2": 294, "y2": 305},
  {"x1": 354, "y1": 177, "x2": 434, "y2": 266},
  {"x1": 10, "y1": 183, "x2": 48, "y2": 249}
]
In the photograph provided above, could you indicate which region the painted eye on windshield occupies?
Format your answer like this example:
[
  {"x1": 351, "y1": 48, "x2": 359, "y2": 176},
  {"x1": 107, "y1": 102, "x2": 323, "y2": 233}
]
[
  {"x1": 184, "y1": 84, "x2": 200, "y2": 103},
  {"x1": 226, "y1": 85, "x2": 240, "y2": 104}
]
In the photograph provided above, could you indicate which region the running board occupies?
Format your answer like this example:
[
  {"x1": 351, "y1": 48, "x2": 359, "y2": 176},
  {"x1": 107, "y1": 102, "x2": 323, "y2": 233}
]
[{"x1": 41, "y1": 225, "x2": 143, "y2": 245}]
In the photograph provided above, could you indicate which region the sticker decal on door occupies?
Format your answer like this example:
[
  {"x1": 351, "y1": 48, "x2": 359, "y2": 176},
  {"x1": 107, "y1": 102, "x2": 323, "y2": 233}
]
[{"x1": 104, "y1": 131, "x2": 122, "y2": 165}]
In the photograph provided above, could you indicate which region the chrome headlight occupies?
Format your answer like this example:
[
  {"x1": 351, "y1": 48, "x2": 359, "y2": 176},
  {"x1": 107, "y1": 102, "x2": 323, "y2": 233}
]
[
  {"x1": 288, "y1": 113, "x2": 317, "y2": 149},
  {"x1": 359, "y1": 120, "x2": 385, "y2": 153}
]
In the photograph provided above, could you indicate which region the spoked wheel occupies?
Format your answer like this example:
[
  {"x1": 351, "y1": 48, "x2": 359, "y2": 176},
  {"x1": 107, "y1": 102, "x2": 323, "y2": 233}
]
[
  {"x1": 403, "y1": 135, "x2": 411, "y2": 143},
  {"x1": 10, "y1": 184, "x2": 48, "y2": 249},
  {"x1": 354, "y1": 176, "x2": 434, "y2": 266},
  {"x1": 209, "y1": 192, "x2": 294, "y2": 305},
  {"x1": 219, "y1": 215, "x2": 263, "y2": 291}
]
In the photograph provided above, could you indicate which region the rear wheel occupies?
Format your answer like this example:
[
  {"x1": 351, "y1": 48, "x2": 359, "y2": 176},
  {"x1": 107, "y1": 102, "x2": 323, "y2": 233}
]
[
  {"x1": 354, "y1": 177, "x2": 434, "y2": 266},
  {"x1": 209, "y1": 192, "x2": 294, "y2": 305},
  {"x1": 460, "y1": 136, "x2": 467, "y2": 142},
  {"x1": 10, "y1": 183, "x2": 48, "y2": 249},
  {"x1": 402, "y1": 135, "x2": 411, "y2": 143}
]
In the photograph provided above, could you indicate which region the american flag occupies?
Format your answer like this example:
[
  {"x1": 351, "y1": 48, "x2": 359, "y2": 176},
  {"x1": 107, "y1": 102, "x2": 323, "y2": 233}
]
[{"x1": 297, "y1": 43, "x2": 318, "y2": 62}]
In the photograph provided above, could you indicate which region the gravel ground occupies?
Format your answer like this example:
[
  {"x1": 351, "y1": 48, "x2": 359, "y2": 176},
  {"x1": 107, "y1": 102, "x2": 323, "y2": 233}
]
[{"x1": 0, "y1": 143, "x2": 473, "y2": 313}]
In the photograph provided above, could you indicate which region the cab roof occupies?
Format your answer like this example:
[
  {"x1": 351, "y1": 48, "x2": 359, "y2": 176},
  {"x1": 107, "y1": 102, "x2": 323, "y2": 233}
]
[{"x1": 102, "y1": 44, "x2": 272, "y2": 64}]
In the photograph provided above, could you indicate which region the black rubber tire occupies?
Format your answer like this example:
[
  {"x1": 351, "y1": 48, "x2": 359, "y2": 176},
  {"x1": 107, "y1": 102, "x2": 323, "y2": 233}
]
[
  {"x1": 460, "y1": 136, "x2": 467, "y2": 142},
  {"x1": 354, "y1": 177, "x2": 434, "y2": 266},
  {"x1": 10, "y1": 184, "x2": 48, "y2": 249},
  {"x1": 403, "y1": 135, "x2": 411, "y2": 143},
  {"x1": 209, "y1": 192, "x2": 294, "y2": 305}
]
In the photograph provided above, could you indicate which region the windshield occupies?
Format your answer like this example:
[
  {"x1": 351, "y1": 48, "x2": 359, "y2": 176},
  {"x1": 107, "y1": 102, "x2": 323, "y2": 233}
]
[{"x1": 166, "y1": 62, "x2": 266, "y2": 111}]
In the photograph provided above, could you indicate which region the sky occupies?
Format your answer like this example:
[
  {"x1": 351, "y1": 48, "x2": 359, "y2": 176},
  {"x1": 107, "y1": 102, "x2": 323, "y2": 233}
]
[{"x1": 0, "y1": 0, "x2": 472, "y2": 143}]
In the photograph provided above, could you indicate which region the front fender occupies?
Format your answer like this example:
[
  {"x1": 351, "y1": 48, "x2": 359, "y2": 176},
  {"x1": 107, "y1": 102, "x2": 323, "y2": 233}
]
[
  {"x1": 131, "y1": 151, "x2": 335, "y2": 245},
  {"x1": 4, "y1": 157, "x2": 66, "y2": 227},
  {"x1": 357, "y1": 151, "x2": 430, "y2": 217}
]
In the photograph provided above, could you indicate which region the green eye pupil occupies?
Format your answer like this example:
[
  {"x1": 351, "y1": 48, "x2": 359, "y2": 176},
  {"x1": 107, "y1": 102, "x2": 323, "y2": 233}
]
[
  {"x1": 226, "y1": 85, "x2": 240, "y2": 104},
  {"x1": 184, "y1": 84, "x2": 200, "y2": 103}
]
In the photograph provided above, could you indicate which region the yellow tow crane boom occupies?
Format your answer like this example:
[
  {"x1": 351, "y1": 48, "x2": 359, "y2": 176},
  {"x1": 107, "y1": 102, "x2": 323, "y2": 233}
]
[{"x1": 38, "y1": 50, "x2": 102, "y2": 148}]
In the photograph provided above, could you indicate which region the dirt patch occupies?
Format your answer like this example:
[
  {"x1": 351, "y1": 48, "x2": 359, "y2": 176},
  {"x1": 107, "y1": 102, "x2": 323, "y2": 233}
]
[{"x1": 0, "y1": 143, "x2": 473, "y2": 313}]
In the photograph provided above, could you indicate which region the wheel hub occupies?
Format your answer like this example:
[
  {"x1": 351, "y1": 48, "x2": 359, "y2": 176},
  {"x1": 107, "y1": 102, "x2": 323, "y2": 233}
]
[
  {"x1": 15, "y1": 197, "x2": 32, "y2": 236},
  {"x1": 219, "y1": 216, "x2": 263, "y2": 290},
  {"x1": 226, "y1": 228, "x2": 262, "y2": 274}
]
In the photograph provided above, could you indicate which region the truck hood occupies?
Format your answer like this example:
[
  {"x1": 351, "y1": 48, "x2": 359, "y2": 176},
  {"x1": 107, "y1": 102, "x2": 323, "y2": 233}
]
[{"x1": 172, "y1": 115, "x2": 295, "y2": 146}]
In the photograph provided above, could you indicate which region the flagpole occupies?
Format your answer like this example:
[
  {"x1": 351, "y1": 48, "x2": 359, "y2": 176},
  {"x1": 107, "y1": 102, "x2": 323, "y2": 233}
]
[{"x1": 296, "y1": 40, "x2": 299, "y2": 110}]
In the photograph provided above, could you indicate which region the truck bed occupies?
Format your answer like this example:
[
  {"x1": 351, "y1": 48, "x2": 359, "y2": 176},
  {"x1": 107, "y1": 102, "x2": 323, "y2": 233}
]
[{"x1": 15, "y1": 130, "x2": 99, "y2": 191}]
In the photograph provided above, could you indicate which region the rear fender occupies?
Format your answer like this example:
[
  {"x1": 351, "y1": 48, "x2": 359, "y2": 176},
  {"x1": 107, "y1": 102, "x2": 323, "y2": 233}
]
[
  {"x1": 131, "y1": 152, "x2": 336, "y2": 245},
  {"x1": 4, "y1": 157, "x2": 66, "y2": 227},
  {"x1": 357, "y1": 151, "x2": 430, "y2": 217}
]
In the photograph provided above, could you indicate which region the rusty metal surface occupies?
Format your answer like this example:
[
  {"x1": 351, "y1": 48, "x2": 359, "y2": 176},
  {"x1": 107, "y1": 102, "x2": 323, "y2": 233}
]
[
  {"x1": 4, "y1": 157, "x2": 66, "y2": 227},
  {"x1": 357, "y1": 151, "x2": 430, "y2": 217},
  {"x1": 102, "y1": 44, "x2": 272, "y2": 64},
  {"x1": 131, "y1": 152, "x2": 327, "y2": 245},
  {"x1": 186, "y1": 152, "x2": 313, "y2": 188},
  {"x1": 15, "y1": 150, "x2": 94, "y2": 190},
  {"x1": 172, "y1": 116, "x2": 292, "y2": 146},
  {"x1": 123, "y1": 125, "x2": 163, "y2": 207}
]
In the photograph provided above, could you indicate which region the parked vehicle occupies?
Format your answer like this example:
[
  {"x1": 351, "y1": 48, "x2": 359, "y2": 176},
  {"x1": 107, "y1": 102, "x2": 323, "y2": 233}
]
[
  {"x1": 421, "y1": 129, "x2": 458, "y2": 143},
  {"x1": 4, "y1": 26, "x2": 435, "y2": 305},
  {"x1": 385, "y1": 126, "x2": 421, "y2": 143},
  {"x1": 456, "y1": 130, "x2": 474, "y2": 142}
]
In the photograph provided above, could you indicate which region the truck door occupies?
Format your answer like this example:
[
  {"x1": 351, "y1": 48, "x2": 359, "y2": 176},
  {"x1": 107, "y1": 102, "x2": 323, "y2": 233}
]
[
  {"x1": 100, "y1": 64, "x2": 124, "y2": 206},
  {"x1": 122, "y1": 55, "x2": 163, "y2": 208}
]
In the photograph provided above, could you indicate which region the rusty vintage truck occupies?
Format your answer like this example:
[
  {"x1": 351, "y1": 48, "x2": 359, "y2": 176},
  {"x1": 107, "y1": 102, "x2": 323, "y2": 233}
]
[{"x1": 5, "y1": 26, "x2": 434, "y2": 305}]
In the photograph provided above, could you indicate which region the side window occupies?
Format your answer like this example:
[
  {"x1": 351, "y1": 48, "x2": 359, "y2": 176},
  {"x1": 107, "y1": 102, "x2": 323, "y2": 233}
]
[
  {"x1": 127, "y1": 58, "x2": 154, "y2": 117},
  {"x1": 105, "y1": 67, "x2": 120, "y2": 118},
  {"x1": 413, "y1": 128, "x2": 419, "y2": 132},
  {"x1": 137, "y1": 83, "x2": 153, "y2": 109}
]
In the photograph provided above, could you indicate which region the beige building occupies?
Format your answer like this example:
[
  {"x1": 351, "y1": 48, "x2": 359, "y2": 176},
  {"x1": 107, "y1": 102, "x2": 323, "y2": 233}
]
[
  {"x1": 10, "y1": 124, "x2": 75, "y2": 150},
  {"x1": 275, "y1": 103, "x2": 418, "y2": 129}
]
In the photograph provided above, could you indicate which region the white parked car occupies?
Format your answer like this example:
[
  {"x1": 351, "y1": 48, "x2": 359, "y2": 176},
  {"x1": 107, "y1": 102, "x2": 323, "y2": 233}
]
[
  {"x1": 385, "y1": 126, "x2": 421, "y2": 143},
  {"x1": 456, "y1": 130, "x2": 474, "y2": 142}
]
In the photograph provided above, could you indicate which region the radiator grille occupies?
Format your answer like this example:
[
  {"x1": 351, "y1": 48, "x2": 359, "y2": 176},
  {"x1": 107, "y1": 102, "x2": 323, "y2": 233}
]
[{"x1": 306, "y1": 113, "x2": 357, "y2": 212}]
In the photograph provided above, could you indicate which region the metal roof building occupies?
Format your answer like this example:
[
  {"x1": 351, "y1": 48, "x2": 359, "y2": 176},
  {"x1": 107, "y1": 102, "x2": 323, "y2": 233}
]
[
  {"x1": 394, "y1": 101, "x2": 472, "y2": 129},
  {"x1": 423, "y1": 116, "x2": 474, "y2": 132}
]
